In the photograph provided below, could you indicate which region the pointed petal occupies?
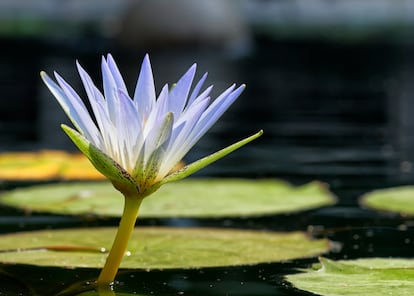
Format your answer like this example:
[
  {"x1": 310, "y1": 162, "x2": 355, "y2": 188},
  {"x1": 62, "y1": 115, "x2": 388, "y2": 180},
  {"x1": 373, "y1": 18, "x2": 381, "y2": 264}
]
[
  {"x1": 168, "y1": 64, "x2": 196, "y2": 116},
  {"x1": 76, "y1": 62, "x2": 110, "y2": 136},
  {"x1": 133, "y1": 54, "x2": 156, "y2": 120},
  {"x1": 106, "y1": 54, "x2": 128, "y2": 94},
  {"x1": 188, "y1": 84, "x2": 245, "y2": 147},
  {"x1": 41, "y1": 71, "x2": 102, "y2": 147},
  {"x1": 187, "y1": 72, "x2": 208, "y2": 106},
  {"x1": 101, "y1": 56, "x2": 119, "y2": 123},
  {"x1": 186, "y1": 85, "x2": 213, "y2": 110}
]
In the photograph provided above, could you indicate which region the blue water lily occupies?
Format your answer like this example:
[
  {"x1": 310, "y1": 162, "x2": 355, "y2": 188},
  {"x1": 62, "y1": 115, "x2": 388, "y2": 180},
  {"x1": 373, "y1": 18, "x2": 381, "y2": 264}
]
[
  {"x1": 41, "y1": 54, "x2": 262, "y2": 286},
  {"x1": 41, "y1": 54, "x2": 260, "y2": 195}
]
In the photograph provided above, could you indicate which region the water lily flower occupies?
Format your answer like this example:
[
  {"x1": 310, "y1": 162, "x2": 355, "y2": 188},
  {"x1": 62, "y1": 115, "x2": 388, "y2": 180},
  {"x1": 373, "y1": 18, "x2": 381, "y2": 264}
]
[{"x1": 41, "y1": 54, "x2": 262, "y2": 286}]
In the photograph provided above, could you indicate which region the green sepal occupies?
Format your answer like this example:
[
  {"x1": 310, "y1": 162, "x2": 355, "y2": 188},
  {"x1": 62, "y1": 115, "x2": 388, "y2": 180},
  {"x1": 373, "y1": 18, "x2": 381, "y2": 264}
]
[
  {"x1": 61, "y1": 124, "x2": 140, "y2": 197},
  {"x1": 160, "y1": 130, "x2": 263, "y2": 186}
]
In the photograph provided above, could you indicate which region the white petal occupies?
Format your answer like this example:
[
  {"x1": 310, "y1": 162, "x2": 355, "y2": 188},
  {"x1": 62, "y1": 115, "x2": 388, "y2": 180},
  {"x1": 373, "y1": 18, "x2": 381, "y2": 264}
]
[
  {"x1": 187, "y1": 72, "x2": 208, "y2": 106},
  {"x1": 188, "y1": 84, "x2": 245, "y2": 146},
  {"x1": 47, "y1": 72, "x2": 102, "y2": 147},
  {"x1": 76, "y1": 62, "x2": 109, "y2": 137},
  {"x1": 167, "y1": 64, "x2": 196, "y2": 116},
  {"x1": 143, "y1": 84, "x2": 171, "y2": 139},
  {"x1": 101, "y1": 56, "x2": 119, "y2": 124},
  {"x1": 133, "y1": 54, "x2": 156, "y2": 121},
  {"x1": 184, "y1": 85, "x2": 213, "y2": 111},
  {"x1": 106, "y1": 54, "x2": 128, "y2": 94},
  {"x1": 116, "y1": 90, "x2": 144, "y2": 170}
]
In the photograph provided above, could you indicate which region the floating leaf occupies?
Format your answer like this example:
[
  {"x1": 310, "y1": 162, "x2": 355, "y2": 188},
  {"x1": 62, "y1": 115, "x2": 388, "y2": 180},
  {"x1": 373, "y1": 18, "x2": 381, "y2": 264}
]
[
  {"x1": 360, "y1": 186, "x2": 414, "y2": 216},
  {"x1": 0, "y1": 227, "x2": 330, "y2": 269},
  {"x1": 0, "y1": 150, "x2": 104, "y2": 181},
  {"x1": 286, "y1": 257, "x2": 414, "y2": 296},
  {"x1": 0, "y1": 179, "x2": 336, "y2": 218}
]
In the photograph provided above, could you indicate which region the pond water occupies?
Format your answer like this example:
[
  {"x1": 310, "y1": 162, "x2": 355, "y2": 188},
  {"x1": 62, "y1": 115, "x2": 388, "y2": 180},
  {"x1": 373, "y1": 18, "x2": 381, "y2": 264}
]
[{"x1": 1, "y1": 35, "x2": 414, "y2": 295}]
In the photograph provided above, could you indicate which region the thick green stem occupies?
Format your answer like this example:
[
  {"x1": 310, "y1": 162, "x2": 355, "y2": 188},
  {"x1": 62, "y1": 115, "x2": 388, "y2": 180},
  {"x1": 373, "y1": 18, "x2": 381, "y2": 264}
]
[{"x1": 97, "y1": 196, "x2": 142, "y2": 286}]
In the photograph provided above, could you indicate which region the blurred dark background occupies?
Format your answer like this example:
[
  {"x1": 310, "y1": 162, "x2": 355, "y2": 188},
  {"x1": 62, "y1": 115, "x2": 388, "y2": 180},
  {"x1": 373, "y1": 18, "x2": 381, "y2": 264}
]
[{"x1": 2, "y1": 0, "x2": 414, "y2": 192}]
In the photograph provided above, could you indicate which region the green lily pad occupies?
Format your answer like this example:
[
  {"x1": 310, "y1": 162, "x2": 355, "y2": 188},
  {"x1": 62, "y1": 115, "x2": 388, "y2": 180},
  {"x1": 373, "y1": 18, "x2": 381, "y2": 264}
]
[
  {"x1": 0, "y1": 227, "x2": 330, "y2": 269},
  {"x1": 286, "y1": 257, "x2": 414, "y2": 295},
  {"x1": 0, "y1": 179, "x2": 336, "y2": 218},
  {"x1": 360, "y1": 186, "x2": 414, "y2": 216}
]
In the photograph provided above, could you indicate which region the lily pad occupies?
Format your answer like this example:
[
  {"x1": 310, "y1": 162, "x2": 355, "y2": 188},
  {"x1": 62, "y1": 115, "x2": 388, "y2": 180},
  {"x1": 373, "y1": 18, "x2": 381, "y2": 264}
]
[
  {"x1": 0, "y1": 179, "x2": 336, "y2": 218},
  {"x1": 0, "y1": 150, "x2": 104, "y2": 181},
  {"x1": 360, "y1": 186, "x2": 414, "y2": 216},
  {"x1": 286, "y1": 257, "x2": 414, "y2": 296},
  {"x1": 0, "y1": 227, "x2": 330, "y2": 269}
]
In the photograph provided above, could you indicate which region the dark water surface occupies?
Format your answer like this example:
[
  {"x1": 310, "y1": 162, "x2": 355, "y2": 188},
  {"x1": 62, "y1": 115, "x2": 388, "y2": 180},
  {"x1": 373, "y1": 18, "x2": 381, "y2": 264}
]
[{"x1": 1, "y1": 35, "x2": 414, "y2": 295}]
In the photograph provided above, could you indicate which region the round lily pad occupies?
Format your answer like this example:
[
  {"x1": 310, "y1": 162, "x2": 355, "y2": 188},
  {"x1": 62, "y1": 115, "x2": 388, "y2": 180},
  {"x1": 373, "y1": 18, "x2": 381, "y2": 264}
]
[
  {"x1": 360, "y1": 186, "x2": 414, "y2": 216},
  {"x1": 286, "y1": 257, "x2": 414, "y2": 296},
  {"x1": 0, "y1": 227, "x2": 330, "y2": 269},
  {"x1": 0, "y1": 179, "x2": 336, "y2": 218}
]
